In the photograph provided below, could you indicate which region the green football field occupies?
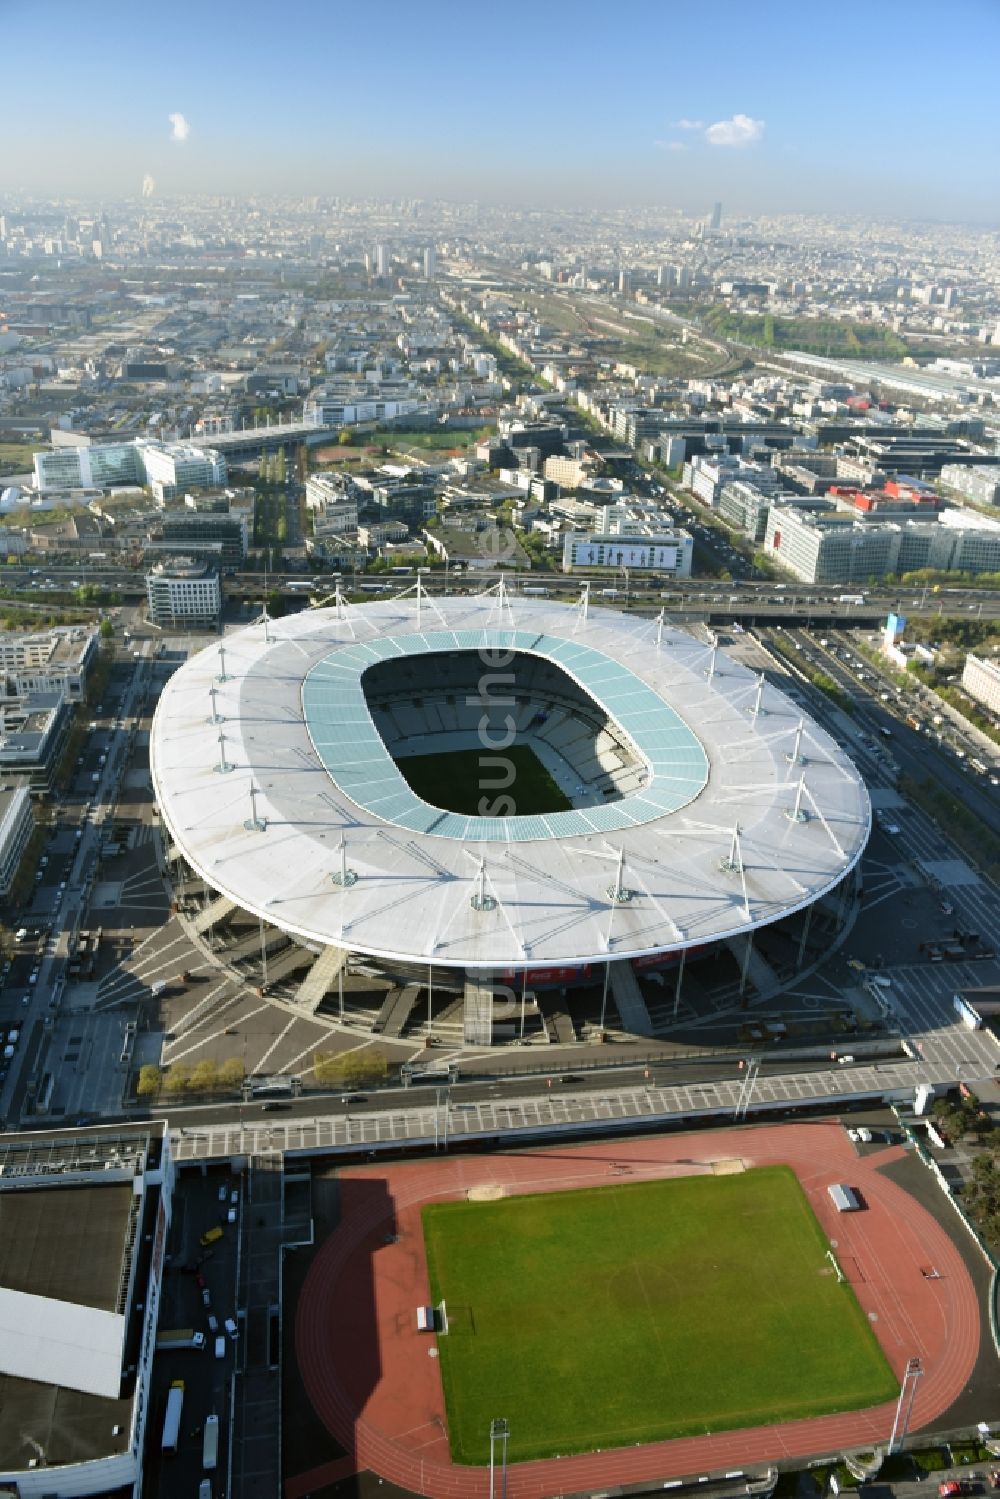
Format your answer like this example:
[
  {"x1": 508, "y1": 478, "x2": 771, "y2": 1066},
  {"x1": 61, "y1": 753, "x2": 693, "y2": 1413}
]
[
  {"x1": 422, "y1": 1167, "x2": 897, "y2": 1465},
  {"x1": 396, "y1": 743, "x2": 571, "y2": 817}
]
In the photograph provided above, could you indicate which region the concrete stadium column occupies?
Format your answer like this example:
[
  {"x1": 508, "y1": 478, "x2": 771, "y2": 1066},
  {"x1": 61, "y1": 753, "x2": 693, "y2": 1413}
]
[
  {"x1": 672, "y1": 947, "x2": 687, "y2": 1019},
  {"x1": 463, "y1": 969, "x2": 494, "y2": 1046},
  {"x1": 796, "y1": 903, "x2": 814, "y2": 968}
]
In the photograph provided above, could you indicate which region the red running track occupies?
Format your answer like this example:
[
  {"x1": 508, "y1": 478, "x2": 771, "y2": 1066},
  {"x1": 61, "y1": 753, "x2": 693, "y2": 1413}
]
[{"x1": 289, "y1": 1123, "x2": 980, "y2": 1499}]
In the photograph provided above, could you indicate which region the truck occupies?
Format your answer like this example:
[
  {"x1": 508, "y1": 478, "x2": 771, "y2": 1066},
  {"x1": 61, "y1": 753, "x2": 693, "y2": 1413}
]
[
  {"x1": 203, "y1": 1413, "x2": 219, "y2": 1471},
  {"x1": 161, "y1": 1379, "x2": 185, "y2": 1456},
  {"x1": 156, "y1": 1328, "x2": 206, "y2": 1351}
]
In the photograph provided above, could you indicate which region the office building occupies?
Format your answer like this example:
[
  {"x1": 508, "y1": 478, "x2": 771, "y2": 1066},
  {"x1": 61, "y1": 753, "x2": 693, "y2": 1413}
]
[
  {"x1": 145, "y1": 557, "x2": 221, "y2": 630},
  {"x1": 34, "y1": 441, "x2": 143, "y2": 491},
  {"x1": 939, "y1": 464, "x2": 1000, "y2": 506},
  {"x1": 0, "y1": 692, "x2": 73, "y2": 796},
  {"x1": 709, "y1": 201, "x2": 722, "y2": 230},
  {"x1": 763, "y1": 502, "x2": 1000, "y2": 584},
  {"x1": 962, "y1": 654, "x2": 1000, "y2": 718},
  {"x1": 0, "y1": 627, "x2": 97, "y2": 703},
  {"x1": 141, "y1": 441, "x2": 227, "y2": 502},
  {"x1": 718, "y1": 481, "x2": 774, "y2": 543},
  {"x1": 158, "y1": 508, "x2": 248, "y2": 572},
  {"x1": 562, "y1": 527, "x2": 693, "y2": 576},
  {"x1": 33, "y1": 439, "x2": 225, "y2": 496},
  {"x1": 374, "y1": 243, "x2": 390, "y2": 277},
  {"x1": 0, "y1": 782, "x2": 33, "y2": 898},
  {"x1": 0, "y1": 1124, "x2": 171, "y2": 1499},
  {"x1": 424, "y1": 246, "x2": 437, "y2": 280}
]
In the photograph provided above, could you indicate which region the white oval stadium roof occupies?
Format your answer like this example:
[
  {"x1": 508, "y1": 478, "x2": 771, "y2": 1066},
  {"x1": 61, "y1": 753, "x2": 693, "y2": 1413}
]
[{"x1": 150, "y1": 594, "x2": 870, "y2": 970}]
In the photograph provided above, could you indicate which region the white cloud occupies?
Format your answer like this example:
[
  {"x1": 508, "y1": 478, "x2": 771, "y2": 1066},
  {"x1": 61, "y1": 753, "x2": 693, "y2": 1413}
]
[
  {"x1": 672, "y1": 118, "x2": 704, "y2": 131},
  {"x1": 655, "y1": 140, "x2": 688, "y2": 153},
  {"x1": 168, "y1": 112, "x2": 190, "y2": 143},
  {"x1": 705, "y1": 113, "x2": 764, "y2": 148}
]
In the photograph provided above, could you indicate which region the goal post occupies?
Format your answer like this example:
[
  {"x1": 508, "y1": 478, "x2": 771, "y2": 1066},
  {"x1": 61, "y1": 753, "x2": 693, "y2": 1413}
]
[
  {"x1": 826, "y1": 1249, "x2": 845, "y2": 1283},
  {"x1": 438, "y1": 1299, "x2": 449, "y2": 1335}
]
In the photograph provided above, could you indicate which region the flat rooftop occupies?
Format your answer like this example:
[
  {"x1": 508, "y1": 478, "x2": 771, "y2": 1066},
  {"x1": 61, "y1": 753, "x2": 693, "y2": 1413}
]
[{"x1": 0, "y1": 1183, "x2": 132, "y2": 1311}]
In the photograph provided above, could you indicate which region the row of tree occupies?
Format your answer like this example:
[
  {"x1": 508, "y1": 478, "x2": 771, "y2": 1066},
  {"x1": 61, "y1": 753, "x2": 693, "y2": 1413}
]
[{"x1": 136, "y1": 1046, "x2": 389, "y2": 1098}]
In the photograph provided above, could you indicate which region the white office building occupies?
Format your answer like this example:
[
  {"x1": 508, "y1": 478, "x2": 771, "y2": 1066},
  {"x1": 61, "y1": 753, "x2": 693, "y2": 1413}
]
[
  {"x1": 962, "y1": 654, "x2": 1000, "y2": 717},
  {"x1": 939, "y1": 464, "x2": 1000, "y2": 506},
  {"x1": 140, "y1": 441, "x2": 227, "y2": 502},
  {"x1": 763, "y1": 502, "x2": 1000, "y2": 584},
  {"x1": 562, "y1": 528, "x2": 693, "y2": 576},
  {"x1": 34, "y1": 439, "x2": 225, "y2": 496},
  {"x1": 0, "y1": 627, "x2": 97, "y2": 702},
  {"x1": 0, "y1": 783, "x2": 33, "y2": 898},
  {"x1": 145, "y1": 557, "x2": 221, "y2": 630}
]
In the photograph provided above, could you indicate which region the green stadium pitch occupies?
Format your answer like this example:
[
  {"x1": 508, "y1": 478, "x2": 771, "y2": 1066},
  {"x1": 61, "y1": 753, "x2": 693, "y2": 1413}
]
[
  {"x1": 395, "y1": 744, "x2": 571, "y2": 817},
  {"x1": 422, "y1": 1167, "x2": 897, "y2": 1465}
]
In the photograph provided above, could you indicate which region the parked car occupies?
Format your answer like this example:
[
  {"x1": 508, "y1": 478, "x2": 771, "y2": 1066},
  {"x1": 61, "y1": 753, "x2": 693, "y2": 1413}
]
[{"x1": 224, "y1": 1316, "x2": 239, "y2": 1341}]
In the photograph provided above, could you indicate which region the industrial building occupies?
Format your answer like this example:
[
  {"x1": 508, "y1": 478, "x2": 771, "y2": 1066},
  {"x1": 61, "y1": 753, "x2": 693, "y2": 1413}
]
[{"x1": 0, "y1": 1123, "x2": 172, "y2": 1498}]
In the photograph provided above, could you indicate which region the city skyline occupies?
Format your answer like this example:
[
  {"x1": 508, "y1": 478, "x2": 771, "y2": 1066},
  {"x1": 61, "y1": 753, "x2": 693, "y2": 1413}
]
[{"x1": 4, "y1": 0, "x2": 1000, "y2": 221}]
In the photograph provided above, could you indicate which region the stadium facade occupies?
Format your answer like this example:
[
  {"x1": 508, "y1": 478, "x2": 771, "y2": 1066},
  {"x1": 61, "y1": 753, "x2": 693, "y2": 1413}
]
[{"x1": 151, "y1": 590, "x2": 870, "y2": 1045}]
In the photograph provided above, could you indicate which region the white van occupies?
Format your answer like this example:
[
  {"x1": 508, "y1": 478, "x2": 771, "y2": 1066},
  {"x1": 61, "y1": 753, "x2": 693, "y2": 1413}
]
[{"x1": 214, "y1": 1335, "x2": 226, "y2": 1359}]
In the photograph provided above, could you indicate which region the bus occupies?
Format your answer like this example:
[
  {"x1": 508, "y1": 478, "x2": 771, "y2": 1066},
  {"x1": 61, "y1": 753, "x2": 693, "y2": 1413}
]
[
  {"x1": 161, "y1": 1379, "x2": 185, "y2": 1456},
  {"x1": 970, "y1": 758, "x2": 989, "y2": 776},
  {"x1": 203, "y1": 1413, "x2": 219, "y2": 1471}
]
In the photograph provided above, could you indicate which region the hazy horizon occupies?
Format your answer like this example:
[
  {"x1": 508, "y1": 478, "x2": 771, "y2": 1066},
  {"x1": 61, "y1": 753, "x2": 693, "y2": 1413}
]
[{"x1": 4, "y1": 0, "x2": 999, "y2": 221}]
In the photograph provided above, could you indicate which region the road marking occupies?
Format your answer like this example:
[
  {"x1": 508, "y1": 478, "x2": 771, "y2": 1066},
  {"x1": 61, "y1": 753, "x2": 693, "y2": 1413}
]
[{"x1": 252, "y1": 1018, "x2": 299, "y2": 1076}]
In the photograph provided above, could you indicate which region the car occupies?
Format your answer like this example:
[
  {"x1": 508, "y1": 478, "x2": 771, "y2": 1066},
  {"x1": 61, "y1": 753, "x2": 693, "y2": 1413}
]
[
  {"x1": 856, "y1": 1127, "x2": 873, "y2": 1143},
  {"x1": 262, "y1": 1100, "x2": 290, "y2": 1112},
  {"x1": 215, "y1": 1335, "x2": 226, "y2": 1359},
  {"x1": 340, "y1": 1093, "x2": 366, "y2": 1103},
  {"x1": 224, "y1": 1316, "x2": 239, "y2": 1340},
  {"x1": 230, "y1": 1189, "x2": 239, "y2": 1205},
  {"x1": 559, "y1": 1074, "x2": 583, "y2": 1084},
  {"x1": 218, "y1": 1184, "x2": 228, "y2": 1202},
  {"x1": 227, "y1": 1206, "x2": 237, "y2": 1224},
  {"x1": 201, "y1": 1287, "x2": 212, "y2": 1307},
  {"x1": 207, "y1": 1313, "x2": 218, "y2": 1332}
]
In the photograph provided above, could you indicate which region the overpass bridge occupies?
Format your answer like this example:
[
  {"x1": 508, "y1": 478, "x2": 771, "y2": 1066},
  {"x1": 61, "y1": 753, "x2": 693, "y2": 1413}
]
[{"x1": 186, "y1": 420, "x2": 341, "y2": 462}]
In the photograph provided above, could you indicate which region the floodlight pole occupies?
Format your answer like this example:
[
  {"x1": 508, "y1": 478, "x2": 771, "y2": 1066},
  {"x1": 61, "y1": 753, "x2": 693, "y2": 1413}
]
[
  {"x1": 888, "y1": 1357, "x2": 923, "y2": 1454},
  {"x1": 489, "y1": 1418, "x2": 509, "y2": 1499},
  {"x1": 786, "y1": 719, "x2": 804, "y2": 765},
  {"x1": 655, "y1": 608, "x2": 665, "y2": 649}
]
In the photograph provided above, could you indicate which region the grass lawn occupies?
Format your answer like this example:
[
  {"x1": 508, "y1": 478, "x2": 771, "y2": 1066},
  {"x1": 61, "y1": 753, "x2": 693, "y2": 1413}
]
[
  {"x1": 422, "y1": 1167, "x2": 897, "y2": 1465},
  {"x1": 396, "y1": 743, "x2": 571, "y2": 817}
]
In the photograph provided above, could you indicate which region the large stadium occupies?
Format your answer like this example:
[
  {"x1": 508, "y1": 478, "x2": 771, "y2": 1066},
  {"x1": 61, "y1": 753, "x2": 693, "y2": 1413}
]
[{"x1": 150, "y1": 586, "x2": 870, "y2": 1044}]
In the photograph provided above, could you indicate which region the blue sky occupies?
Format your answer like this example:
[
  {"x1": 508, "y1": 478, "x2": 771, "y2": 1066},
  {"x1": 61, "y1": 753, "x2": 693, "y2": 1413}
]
[{"x1": 3, "y1": 0, "x2": 999, "y2": 219}]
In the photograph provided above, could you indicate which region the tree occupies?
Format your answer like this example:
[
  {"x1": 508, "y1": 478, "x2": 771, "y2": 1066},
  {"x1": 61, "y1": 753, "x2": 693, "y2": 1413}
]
[
  {"x1": 313, "y1": 1050, "x2": 345, "y2": 1085},
  {"x1": 218, "y1": 1057, "x2": 245, "y2": 1090},
  {"x1": 190, "y1": 1059, "x2": 220, "y2": 1093},
  {"x1": 137, "y1": 1064, "x2": 161, "y2": 1097},
  {"x1": 99, "y1": 617, "x2": 114, "y2": 639},
  {"x1": 163, "y1": 1064, "x2": 193, "y2": 1095},
  {"x1": 337, "y1": 428, "x2": 353, "y2": 446}
]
